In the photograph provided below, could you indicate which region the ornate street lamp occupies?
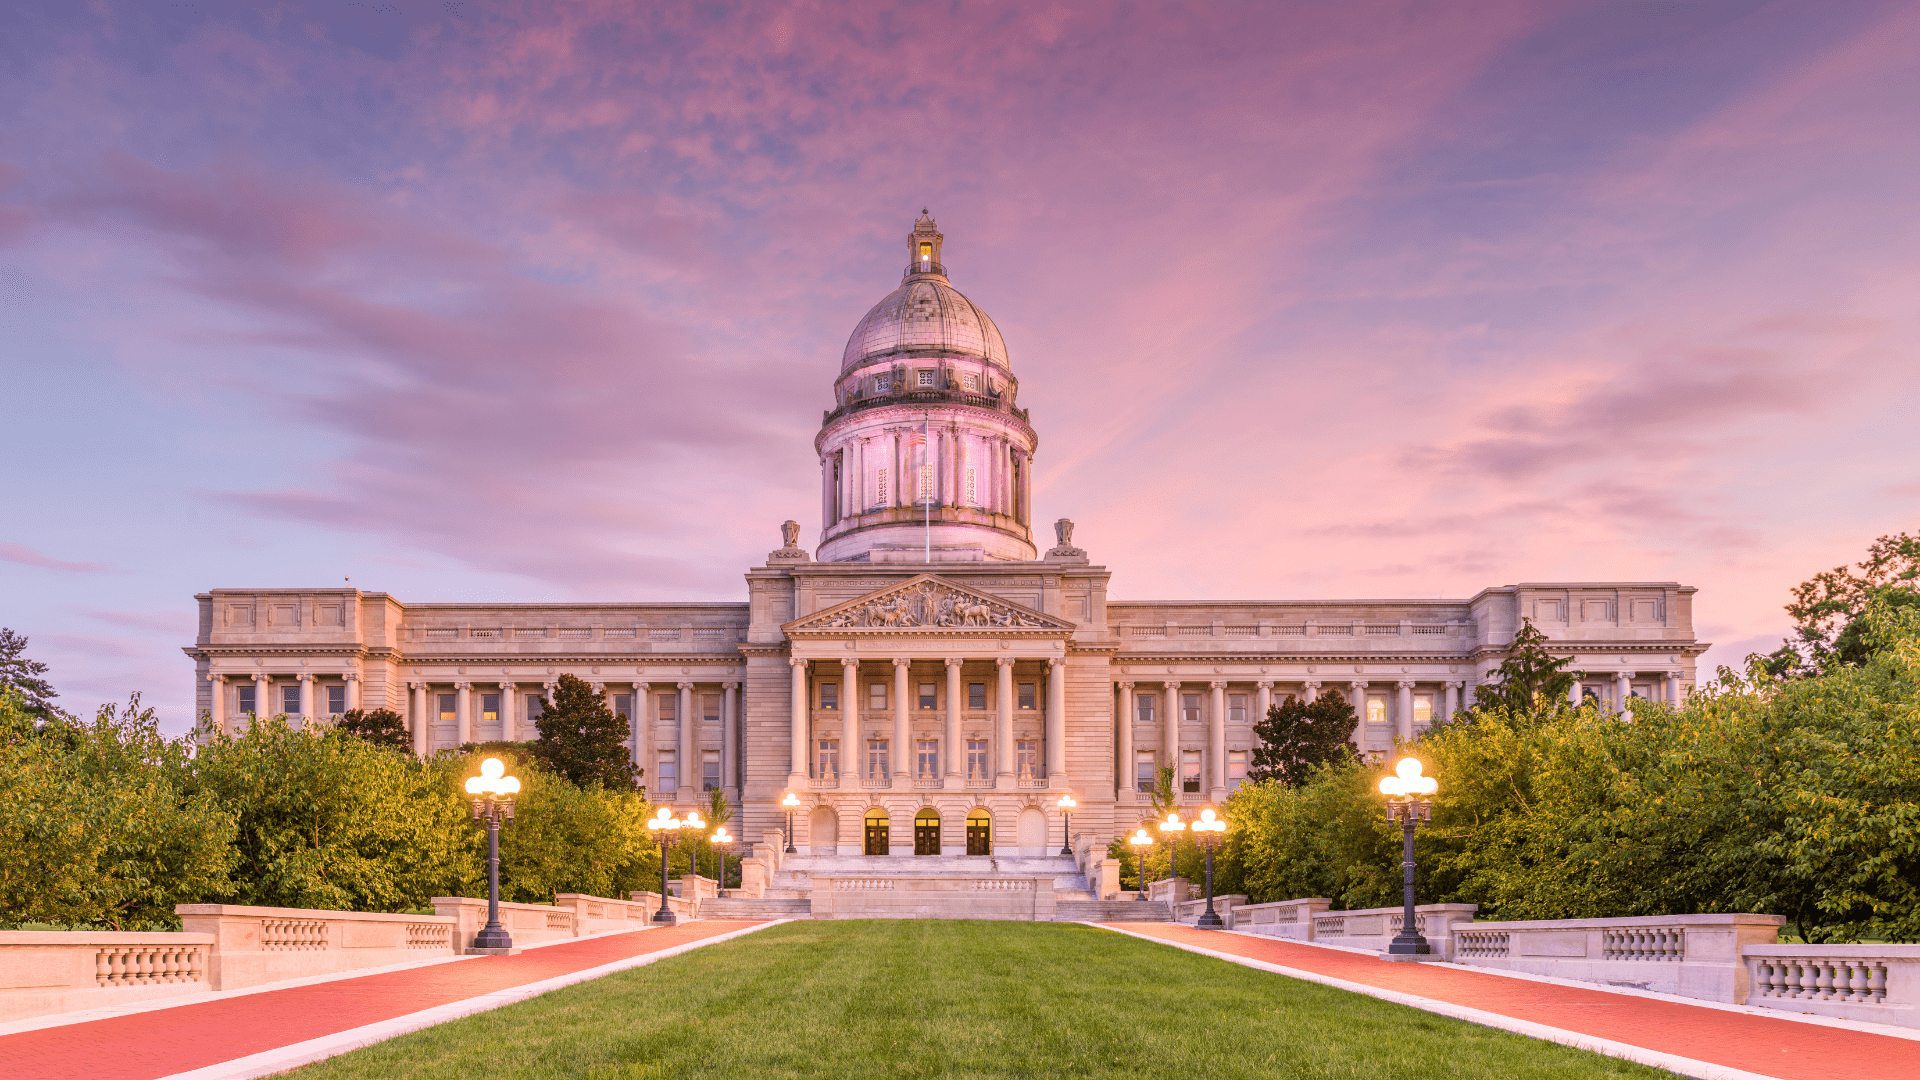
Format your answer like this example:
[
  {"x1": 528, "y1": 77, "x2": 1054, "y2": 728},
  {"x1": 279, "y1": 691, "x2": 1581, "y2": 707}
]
[
  {"x1": 1126, "y1": 827, "x2": 1154, "y2": 901},
  {"x1": 646, "y1": 806, "x2": 707, "y2": 924},
  {"x1": 1379, "y1": 756, "x2": 1438, "y2": 959},
  {"x1": 1190, "y1": 806, "x2": 1228, "y2": 928},
  {"x1": 711, "y1": 826, "x2": 735, "y2": 896},
  {"x1": 782, "y1": 790, "x2": 801, "y2": 854},
  {"x1": 464, "y1": 757, "x2": 521, "y2": 951},
  {"x1": 1056, "y1": 793, "x2": 1077, "y2": 856},
  {"x1": 1155, "y1": 810, "x2": 1185, "y2": 903}
]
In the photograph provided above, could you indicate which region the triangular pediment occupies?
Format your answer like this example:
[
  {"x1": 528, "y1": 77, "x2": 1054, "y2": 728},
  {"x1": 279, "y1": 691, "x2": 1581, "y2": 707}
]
[{"x1": 786, "y1": 575, "x2": 1072, "y2": 634}]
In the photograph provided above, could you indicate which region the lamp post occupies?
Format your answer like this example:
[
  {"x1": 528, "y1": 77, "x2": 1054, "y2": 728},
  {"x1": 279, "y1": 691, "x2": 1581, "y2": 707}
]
[
  {"x1": 1056, "y1": 793, "x2": 1077, "y2": 857},
  {"x1": 1126, "y1": 827, "x2": 1154, "y2": 901},
  {"x1": 782, "y1": 791, "x2": 801, "y2": 854},
  {"x1": 711, "y1": 826, "x2": 734, "y2": 896},
  {"x1": 1191, "y1": 806, "x2": 1227, "y2": 928},
  {"x1": 464, "y1": 757, "x2": 521, "y2": 951},
  {"x1": 646, "y1": 806, "x2": 707, "y2": 924},
  {"x1": 1379, "y1": 756, "x2": 1438, "y2": 959},
  {"x1": 1156, "y1": 810, "x2": 1185, "y2": 904}
]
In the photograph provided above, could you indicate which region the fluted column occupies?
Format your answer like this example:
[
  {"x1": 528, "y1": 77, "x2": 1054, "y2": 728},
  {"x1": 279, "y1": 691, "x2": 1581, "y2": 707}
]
[
  {"x1": 678, "y1": 681, "x2": 697, "y2": 797},
  {"x1": 1207, "y1": 680, "x2": 1227, "y2": 799},
  {"x1": 207, "y1": 674, "x2": 226, "y2": 737},
  {"x1": 1046, "y1": 658, "x2": 1067, "y2": 786},
  {"x1": 1161, "y1": 681, "x2": 1179, "y2": 783},
  {"x1": 1615, "y1": 671, "x2": 1634, "y2": 714},
  {"x1": 788, "y1": 660, "x2": 807, "y2": 786},
  {"x1": 944, "y1": 658, "x2": 963, "y2": 785},
  {"x1": 722, "y1": 681, "x2": 739, "y2": 791},
  {"x1": 995, "y1": 658, "x2": 1015, "y2": 784},
  {"x1": 1395, "y1": 681, "x2": 1415, "y2": 744},
  {"x1": 1443, "y1": 681, "x2": 1461, "y2": 724},
  {"x1": 1303, "y1": 680, "x2": 1320, "y2": 704},
  {"x1": 454, "y1": 682, "x2": 472, "y2": 746},
  {"x1": 1115, "y1": 681, "x2": 1135, "y2": 800},
  {"x1": 891, "y1": 659, "x2": 910, "y2": 787},
  {"x1": 410, "y1": 682, "x2": 427, "y2": 756},
  {"x1": 1256, "y1": 681, "x2": 1273, "y2": 727}
]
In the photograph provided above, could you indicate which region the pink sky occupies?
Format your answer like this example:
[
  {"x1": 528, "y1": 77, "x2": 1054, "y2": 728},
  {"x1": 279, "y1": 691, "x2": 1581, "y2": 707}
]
[{"x1": 3, "y1": 1, "x2": 1917, "y2": 730}]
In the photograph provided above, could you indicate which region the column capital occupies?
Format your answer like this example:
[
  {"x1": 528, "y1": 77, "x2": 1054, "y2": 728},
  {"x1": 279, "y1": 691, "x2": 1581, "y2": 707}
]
[
  {"x1": 1047, "y1": 657, "x2": 1064, "y2": 671},
  {"x1": 1350, "y1": 680, "x2": 1368, "y2": 690},
  {"x1": 1303, "y1": 680, "x2": 1321, "y2": 690},
  {"x1": 892, "y1": 657, "x2": 911, "y2": 670},
  {"x1": 676, "y1": 680, "x2": 696, "y2": 691},
  {"x1": 724, "y1": 680, "x2": 741, "y2": 691},
  {"x1": 297, "y1": 672, "x2": 315, "y2": 683},
  {"x1": 946, "y1": 657, "x2": 964, "y2": 670},
  {"x1": 1161, "y1": 679, "x2": 1179, "y2": 690},
  {"x1": 995, "y1": 657, "x2": 1014, "y2": 670},
  {"x1": 1208, "y1": 679, "x2": 1228, "y2": 690},
  {"x1": 1116, "y1": 680, "x2": 1135, "y2": 690},
  {"x1": 590, "y1": 681, "x2": 606, "y2": 692},
  {"x1": 839, "y1": 657, "x2": 859, "y2": 670},
  {"x1": 1255, "y1": 679, "x2": 1273, "y2": 690},
  {"x1": 342, "y1": 672, "x2": 358, "y2": 682},
  {"x1": 499, "y1": 680, "x2": 516, "y2": 690},
  {"x1": 407, "y1": 680, "x2": 422, "y2": 690},
  {"x1": 254, "y1": 672, "x2": 269, "y2": 681},
  {"x1": 454, "y1": 680, "x2": 470, "y2": 690},
  {"x1": 208, "y1": 673, "x2": 226, "y2": 684},
  {"x1": 1396, "y1": 679, "x2": 1416, "y2": 689},
  {"x1": 788, "y1": 657, "x2": 806, "y2": 669},
  {"x1": 1446, "y1": 680, "x2": 1465, "y2": 689}
]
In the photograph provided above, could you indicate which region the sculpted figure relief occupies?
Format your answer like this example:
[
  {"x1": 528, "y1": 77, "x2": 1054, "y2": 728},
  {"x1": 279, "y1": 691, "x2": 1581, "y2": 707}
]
[{"x1": 808, "y1": 581, "x2": 1050, "y2": 630}]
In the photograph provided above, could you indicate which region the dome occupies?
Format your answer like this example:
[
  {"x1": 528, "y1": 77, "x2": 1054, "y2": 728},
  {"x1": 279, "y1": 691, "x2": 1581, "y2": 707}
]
[{"x1": 840, "y1": 276, "x2": 1010, "y2": 373}]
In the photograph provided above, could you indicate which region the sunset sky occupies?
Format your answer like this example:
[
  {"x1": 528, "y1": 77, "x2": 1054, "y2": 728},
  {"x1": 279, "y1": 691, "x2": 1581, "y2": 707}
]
[{"x1": 3, "y1": 1, "x2": 1917, "y2": 730}]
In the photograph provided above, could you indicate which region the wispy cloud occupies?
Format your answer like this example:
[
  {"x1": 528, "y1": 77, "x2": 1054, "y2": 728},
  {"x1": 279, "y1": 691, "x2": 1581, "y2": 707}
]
[{"x1": 0, "y1": 543, "x2": 108, "y2": 574}]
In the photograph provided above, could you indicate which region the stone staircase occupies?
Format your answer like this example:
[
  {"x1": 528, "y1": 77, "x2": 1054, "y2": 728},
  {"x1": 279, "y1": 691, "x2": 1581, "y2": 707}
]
[
  {"x1": 1056, "y1": 899, "x2": 1172, "y2": 922},
  {"x1": 701, "y1": 896, "x2": 813, "y2": 919},
  {"x1": 709, "y1": 854, "x2": 1164, "y2": 921}
]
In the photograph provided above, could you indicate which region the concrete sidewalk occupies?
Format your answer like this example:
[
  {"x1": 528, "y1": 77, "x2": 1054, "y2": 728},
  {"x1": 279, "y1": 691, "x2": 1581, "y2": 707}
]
[
  {"x1": 0, "y1": 919, "x2": 767, "y2": 1080},
  {"x1": 1106, "y1": 922, "x2": 1920, "y2": 1080}
]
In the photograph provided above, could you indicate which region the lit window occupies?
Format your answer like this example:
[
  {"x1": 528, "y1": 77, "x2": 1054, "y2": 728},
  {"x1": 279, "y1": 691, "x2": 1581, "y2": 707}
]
[
  {"x1": 819, "y1": 682, "x2": 838, "y2": 711},
  {"x1": 966, "y1": 739, "x2": 990, "y2": 780},
  {"x1": 918, "y1": 681, "x2": 937, "y2": 710},
  {"x1": 1228, "y1": 694, "x2": 1247, "y2": 725},
  {"x1": 438, "y1": 693, "x2": 456, "y2": 723},
  {"x1": 916, "y1": 739, "x2": 939, "y2": 779},
  {"x1": 1414, "y1": 696, "x2": 1433, "y2": 726},
  {"x1": 1135, "y1": 751, "x2": 1157, "y2": 793},
  {"x1": 658, "y1": 751, "x2": 677, "y2": 791},
  {"x1": 967, "y1": 682, "x2": 987, "y2": 710},
  {"x1": 1367, "y1": 696, "x2": 1388, "y2": 725},
  {"x1": 702, "y1": 751, "x2": 721, "y2": 791},
  {"x1": 326, "y1": 684, "x2": 347, "y2": 716},
  {"x1": 1181, "y1": 750, "x2": 1202, "y2": 793},
  {"x1": 481, "y1": 693, "x2": 500, "y2": 725},
  {"x1": 868, "y1": 682, "x2": 887, "y2": 711},
  {"x1": 236, "y1": 685, "x2": 257, "y2": 715},
  {"x1": 816, "y1": 739, "x2": 839, "y2": 779},
  {"x1": 867, "y1": 738, "x2": 889, "y2": 780},
  {"x1": 1016, "y1": 739, "x2": 1039, "y2": 779},
  {"x1": 1018, "y1": 682, "x2": 1037, "y2": 710},
  {"x1": 917, "y1": 369, "x2": 936, "y2": 388},
  {"x1": 918, "y1": 241, "x2": 932, "y2": 267}
]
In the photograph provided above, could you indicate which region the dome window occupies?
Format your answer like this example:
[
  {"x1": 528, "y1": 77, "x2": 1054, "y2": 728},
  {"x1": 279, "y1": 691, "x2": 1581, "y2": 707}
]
[
  {"x1": 917, "y1": 369, "x2": 936, "y2": 388},
  {"x1": 918, "y1": 241, "x2": 933, "y2": 270}
]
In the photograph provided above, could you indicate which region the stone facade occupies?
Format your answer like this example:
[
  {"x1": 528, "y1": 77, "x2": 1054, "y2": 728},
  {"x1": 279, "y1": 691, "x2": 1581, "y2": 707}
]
[{"x1": 184, "y1": 214, "x2": 1705, "y2": 859}]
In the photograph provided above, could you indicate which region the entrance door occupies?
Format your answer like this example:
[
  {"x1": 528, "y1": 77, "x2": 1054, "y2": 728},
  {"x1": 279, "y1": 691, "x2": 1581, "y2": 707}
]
[
  {"x1": 965, "y1": 809, "x2": 992, "y2": 856},
  {"x1": 914, "y1": 809, "x2": 941, "y2": 855},
  {"x1": 863, "y1": 808, "x2": 890, "y2": 855}
]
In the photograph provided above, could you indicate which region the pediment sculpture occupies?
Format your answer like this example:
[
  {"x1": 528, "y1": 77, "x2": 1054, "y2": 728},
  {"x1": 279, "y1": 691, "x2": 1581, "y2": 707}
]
[{"x1": 797, "y1": 578, "x2": 1063, "y2": 631}]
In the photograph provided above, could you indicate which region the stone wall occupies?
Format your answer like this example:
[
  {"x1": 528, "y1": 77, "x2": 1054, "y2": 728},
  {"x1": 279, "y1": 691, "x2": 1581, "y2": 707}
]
[
  {"x1": 0, "y1": 931, "x2": 214, "y2": 1022},
  {"x1": 178, "y1": 904, "x2": 457, "y2": 989}
]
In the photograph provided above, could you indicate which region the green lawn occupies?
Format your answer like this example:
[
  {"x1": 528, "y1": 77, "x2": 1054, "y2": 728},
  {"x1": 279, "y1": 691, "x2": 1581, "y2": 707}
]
[{"x1": 290, "y1": 921, "x2": 1668, "y2": 1079}]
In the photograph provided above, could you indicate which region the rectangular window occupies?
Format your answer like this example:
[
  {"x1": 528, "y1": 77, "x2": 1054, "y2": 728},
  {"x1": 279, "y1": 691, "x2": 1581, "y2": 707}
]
[
  {"x1": 961, "y1": 372, "x2": 977, "y2": 391},
  {"x1": 816, "y1": 739, "x2": 839, "y2": 780},
  {"x1": 1228, "y1": 750, "x2": 1249, "y2": 785},
  {"x1": 867, "y1": 738, "x2": 889, "y2": 781},
  {"x1": 326, "y1": 684, "x2": 347, "y2": 716},
  {"x1": 966, "y1": 466, "x2": 978, "y2": 505},
  {"x1": 236, "y1": 684, "x2": 257, "y2": 715},
  {"x1": 613, "y1": 693, "x2": 634, "y2": 723},
  {"x1": 1135, "y1": 751, "x2": 1157, "y2": 793},
  {"x1": 875, "y1": 374, "x2": 891, "y2": 393},
  {"x1": 1136, "y1": 695, "x2": 1155, "y2": 726},
  {"x1": 657, "y1": 751, "x2": 677, "y2": 792},
  {"x1": 966, "y1": 738, "x2": 990, "y2": 780},
  {"x1": 1016, "y1": 739, "x2": 1039, "y2": 779},
  {"x1": 438, "y1": 693, "x2": 456, "y2": 723},
  {"x1": 916, "y1": 739, "x2": 939, "y2": 779},
  {"x1": 658, "y1": 693, "x2": 677, "y2": 720},
  {"x1": 918, "y1": 681, "x2": 937, "y2": 710},
  {"x1": 1181, "y1": 750, "x2": 1202, "y2": 793},
  {"x1": 1229, "y1": 693, "x2": 1248, "y2": 726},
  {"x1": 1367, "y1": 696, "x2": 1389, "y2": 725},
  {"x1": 967, "y1": 682, "x2": 987, "y2": 710},
  {"x1": 283, "y1": 684, "x2": 302, "y2": 715},
  {"x1": 702, "y1": 750, "x2": 721, "y2": 791},
  {"x1": 702, "y1": 693, "x2": 720, "y2": 724},
  {"x1": 917, "y1": 369, "x2": 936, "y2": 387},
  {"x1": 819, "y1": 682, "x2": 838, "y2": 711},
  {"x1": 876, "y1": 467, "x2": 890, "y2": 506},
  {"x1": 868, "y1": 682, "x2": 887, "y2": 711},
  {"x1": 481, "y1": 693, "x2": 500, "y2": 725},
  {"x1": 525, "y1": 694, "x2": 545, "y2": 722},
  {"x1": 1414, "y1": 696, "x2": 1433, "y2": 726},
  {"x1": 1018, "y1": 682, "x2": 1037, "y2": 710},
  {"x1": 1181, "y1": 694, "x2": 1202, "y2": 726}
]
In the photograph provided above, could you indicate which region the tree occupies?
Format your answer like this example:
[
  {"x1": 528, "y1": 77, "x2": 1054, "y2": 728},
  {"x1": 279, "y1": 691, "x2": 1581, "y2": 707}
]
[
  {"x1": 334, "y1": 708, "x2": 410, "y2": 751},
  {"x1": 1763, "y1": 531, "x2": 1920, "y2": 677},
  {"x1": 530, "y1": 675, "x2": 638, "y2": 790},
  {"x1": 0, "y1": 629, "x2": 59, "y2": 722},
  {"x1": 1248, "y1": 695, "x2": 1357, "y2": 786},
  {"x1": 1462, "y1": 619, "x2": 1581, "y2": 717}
]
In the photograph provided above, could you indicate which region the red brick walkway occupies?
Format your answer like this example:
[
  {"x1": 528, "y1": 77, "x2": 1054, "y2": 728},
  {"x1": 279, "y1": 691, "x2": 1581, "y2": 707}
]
[
  {"x1": 0, "y1": 919, "x2": 763, "y2": 1080},
  {"x1": 1111, "y1": 923, "x2": 1920, "y2": 1080}
]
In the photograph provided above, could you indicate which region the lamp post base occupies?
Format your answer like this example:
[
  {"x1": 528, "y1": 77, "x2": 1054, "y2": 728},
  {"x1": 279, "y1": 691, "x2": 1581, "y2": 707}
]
[
  {"x1": 1385, "y1": 933, "x2": 1433, "y2": 960},
  {"x1": 472, "y1": 925, "x2": 514, "y2": 951},
  {"x1": 652, "y1": 910, "x2": 678, "y2": 925},
  {"x1": 1195, "y1": 911, "x2": 1224, "y2": 929}
]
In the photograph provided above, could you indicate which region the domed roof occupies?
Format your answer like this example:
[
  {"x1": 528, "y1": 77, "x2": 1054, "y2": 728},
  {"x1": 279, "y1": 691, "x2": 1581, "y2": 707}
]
[{"x1": 840, "y1": 276, "x2": 1010, "y2": 373}]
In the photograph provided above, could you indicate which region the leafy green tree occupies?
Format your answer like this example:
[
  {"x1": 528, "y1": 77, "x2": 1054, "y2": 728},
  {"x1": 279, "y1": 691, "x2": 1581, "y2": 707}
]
[
  {"x1": 334, "y1": 707, "x2": 410, "y2": 751},
  {"x1": 1248, "y1": 695, "x2": 1357, "y2": 786},
  {"x1": 463, "y1": 752, "x2": 656, "y2": 903},
  {"x1": 1763, "y1": 532, "x2": 1920, "y2": 677},
  {"x1": 530, "y1": 675, "x2": 638, "y2": 789},
  {"x1": 0, "y1": 692, "x2": 236, "y2": 929},
  {"x1": 1460, "y1": 620, "x2": 1582, "y2": 717},
  {"x1": 0, "y1": 628, "x2": 60, "y2": 722}
]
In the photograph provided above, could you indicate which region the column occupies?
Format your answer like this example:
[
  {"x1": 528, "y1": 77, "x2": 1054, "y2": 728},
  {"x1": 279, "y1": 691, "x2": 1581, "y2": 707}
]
[
  {"x1": 678, "y1": 681, "x2": 697, "y2": 796},
  {"x1": 345, "y1": 671, "x2": 362, "y2": 712},
  {"x1": 255, "y1": 673, "x2": 270, "y2": 719},
  {"x1": 1161, "y1": 681, "x2": 1179, "y2": 784},
  {"x1": 1349, "y1": 681, "x2": 1368, "y2": 749},
  {"x1": 1303, "y1": 680, "x2": 1320, "y2": 704},
  {"x1": 788, "y1": 660, "x2": 808, "y2": 786},
  {"x1": 1443, "y1": 681, "x2": 1461, "y2": 724},
  {"x1": 410, "y1": 682, "x2": 427, "y2": 756},
  {"x1": 630, "y1": 681, "x2": 649, "y2": 770},
  {"x1": 1256, "y1": 681, "x2": 1273, "y2": 726},
  {"x1": 1046, "y1": 658, "x2": 1067, "y2": 786},
  {"x1": 1666, "y1": 671, "x2": 1683, "y2": 705},
  {"x1": 838, "y1": 661, "x2": 860, "y2": 785},
  {"x1": 1395, "y1": 681, "x2": 1415, "y2": 744},
  {"x1": 943, "y1": 658, "x2": 963, "y2": 785},
  {"x1": 1115, "y1": 681, "x2": 1135, "y2": 800},
  {"x1": 454, "y1": 682, "x2": 472, "y2": 745},
  {"x1": 1464, "y1": 677, "x2": 1478, "y2": 710},
  {"x1": 722, "y1": 681, "x2": 740, "y2": 791},
  {"x1": 891, "y1": 659, "x2": 910, "y2": 786},
  {"x1": 995, "y1": 658, "x2": 1015, "y2": 783},
  {"x1": 1615, "y1": 671, "x2": 1634, "y2": 714},
  {"x1": 1208, "y1": 680, "x2": 1227, "y2": 800},
  {"x1": 207, "y1": 674, "x2": 226, "y2": 736},
  {"x1": 500, "y1": 681, "x2": 517, "y2": 741},
  {"x1": 1569, "y1": 678, "x2": 1584, "y2": 707},
  {"x1": 296, "y1": 673, "x2": 314, "y2": 726}
]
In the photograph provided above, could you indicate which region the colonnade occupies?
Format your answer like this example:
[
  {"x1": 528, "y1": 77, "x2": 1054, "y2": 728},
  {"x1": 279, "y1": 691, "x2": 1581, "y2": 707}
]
[{"x1": 205, "y1": 670, "x2": 360, "y2": 734}]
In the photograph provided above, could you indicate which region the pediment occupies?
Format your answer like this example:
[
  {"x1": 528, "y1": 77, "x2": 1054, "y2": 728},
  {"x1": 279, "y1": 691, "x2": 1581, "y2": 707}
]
[{"x1": 786, "y1": 575, "x2": 1072, "y2": 635}]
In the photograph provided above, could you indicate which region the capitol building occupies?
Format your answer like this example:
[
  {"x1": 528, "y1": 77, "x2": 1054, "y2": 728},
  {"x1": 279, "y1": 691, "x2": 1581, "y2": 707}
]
[{"x1": 186, "y1": 213, "x2": 1705, "y2": 862}]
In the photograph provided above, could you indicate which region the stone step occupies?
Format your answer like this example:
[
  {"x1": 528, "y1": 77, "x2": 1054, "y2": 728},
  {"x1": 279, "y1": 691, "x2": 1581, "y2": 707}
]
[{"x1": 1054, "y1": 900, "x2": 1172, "y2": 922}]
